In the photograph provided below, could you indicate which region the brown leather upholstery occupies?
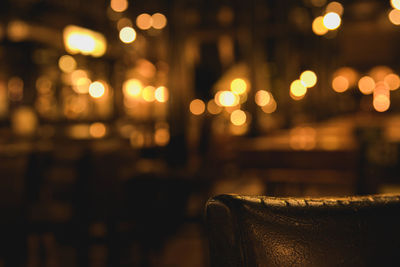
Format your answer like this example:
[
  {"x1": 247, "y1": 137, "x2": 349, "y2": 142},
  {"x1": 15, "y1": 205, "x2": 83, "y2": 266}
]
[{"x1": 206, "y1": 194, "x2": 400, "y2": 267}]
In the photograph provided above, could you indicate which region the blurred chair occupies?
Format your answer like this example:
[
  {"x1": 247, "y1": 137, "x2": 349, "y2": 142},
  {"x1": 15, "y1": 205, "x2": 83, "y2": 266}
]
[{"x1": 206, "y1": 194, "x2": 400, "y2": 267}]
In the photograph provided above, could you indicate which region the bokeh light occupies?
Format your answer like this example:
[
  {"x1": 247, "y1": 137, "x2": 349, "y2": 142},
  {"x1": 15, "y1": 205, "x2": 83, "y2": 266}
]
[
  {"x1": 332, "y1": 76, "x2": 349, "y2": 93},
  {"x1": 312, "y1": 16, "x2": 328, "y2": 36},
  {"x1": 136, "y1": 13, "x2": 153, "y2": 30},
  {"x1": 89, "y1": 81, "x2": 105, "y2": 98},
  {"x1": 63, "y1": 25, "x2": 107, "y2": 57},
  {"x1": 142, "y1": 86, "x2": 155, "y2": 102},
  {"x1": 123, "y1": 79, "x2": 143, "y2": 98},
  {"x1": 217, "y1": 91, "x2": 238, "y2": 107},
  {"x1": 154, "y1": 128, "x2": 170, "y2": 146},
  {"x1": 190, "y1": 99, "x2": 205, "y2": 115},
  {"x1": 391, "y1": 0, "x2": 400, "y2": 10},
  {"x1": 89, "y1": 122, "x2": 106, "y2": 138},
  {"x1": 300, "y1": 70, "x2": 317, "y2": 88},
  {"x1": 119, "y1": 26, "x2": 136, "y2": 43},
  {"x1": 152, "y1": 13, "x2": 167, "y2": 29},
  {"x1": 207, "y1": 99, "x2": 222, "y2": 114},
  {"x1": 155, "y1": 86, "x2": 169, "y2": 102},
  {"x1": 358, "y1": 76, "x2": 375, "y2": 95},
  {"x1": 369, "y1": 66, "x2": 392, "y2": 82},
  {"x1": 262, "y1": 99, "x2": 277, "y2": 114},
  {"x1": 230, "y1": 110, "x2": 246, "y2": 126},
  {"x1": 230, "y1": 78, "x2": 247, "y2": 95},
  {"x1": 323, "y1": 12, "x2": 341, "y2": 30},
  {"x1": 326, "y1": 2, "x2": 344, "y2": 16},
  {"x1": 74, "y1": 77, "x2": 91, "y2": 94},
  {"x1": 58, "y1": 55, "x2": 77, "y2": 73},
  {"x1": 389, "y1": 9, "x2": 400, "y2": 25},
  {"x1": 384, "y1": 73, "x2": 400, "y2": 91},
  {"x1": 373, "y1": 95, "x2": 390, "y2": 112},
  {"x1": 110, "y1": 0, "x2": 128, "y2": 13},
  {"x1": 255, "y1": 90, "x2": 271, "y2": 107},
  {"x1": 117, "y1": 18, "x2": 133, "y2": 30},
  {"x1": 290, "y1": 80, "x2": 307, "y2": 99}
]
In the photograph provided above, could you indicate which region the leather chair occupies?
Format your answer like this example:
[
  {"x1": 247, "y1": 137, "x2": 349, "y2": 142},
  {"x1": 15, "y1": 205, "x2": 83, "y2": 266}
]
[{"x1": 206, "y1": 194, "x2": 400, "y2": 267}]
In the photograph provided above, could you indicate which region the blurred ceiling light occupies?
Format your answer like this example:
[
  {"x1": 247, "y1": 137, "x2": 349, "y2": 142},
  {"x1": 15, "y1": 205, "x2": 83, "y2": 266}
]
[
  {"x1": 217, "y1": 91, "x2": 239, "y2": 107},
  {"x1": 310, "y1": 0, "x2": 327, "y2": 7},
  {"x1": 152, "y1": 13, "x2": 167, "y2": 29},
  {"x1": 58, "y1": 55, "x2": 77, "y2": 73},
  {"x1": 323, "y1": 12, "x2": 341, "y2": 30},
  {"x1": 290, "y1": 80, "x2": 307, "y2": 99},
  {"x1": 89, "y1": 122, "x2": 106, "y2": 138},
  {"x1": 326, "y1": 2, "x2": 344, "y2": 16},
  {"x1": 7, "y1": 20, "x2": 29, "y2": 42},
  {"x1": 123, "y1": 79, "x2": 142, "y2": 98},
  {"x1": 189, "y1": 99, "x2": 205, "y2": 115},
  {"x1": 384, "y1": 73, "x2": 400, "y2": 90},
  {"x1": 117, "y1": 17, "x2": 133, "y2": 30},
  {"x1": 358, "y1": 76, "x2": 375, "y2": 95},
  {"x1": 391, "y1": 0, "x2": 400, "y2": 10},
  {"x1": 155, "y1": 86, "x2": 168, "y2": 102},
  {"x1": 373, "y1": 95, "x2": 390, "y2": 112},
  {"x1": 110, "y1": 0, "x2": 128, "y2": 12},
  {"x1": 332, "y1": 75, "x2": 349, "y2": 92},
  {"x1": 262, "y1": 99, "x2": 277, "y2": 113},
  {"x1": 63, "y1": 25, "x2": 107, "y2": 57},
  {"x1": 74, "y1": 77, "x2": 91, "y2": 94},
  {"x1": 230, "y1": 110, "x2": 246, "y2": 126},
  {"x1": 136, "y1": 13, "x2": 153, "y2": 30},
  {"x1": 300, "y1": 70, "x2": 317, "y2": 88},
  {"x1": 142, "y1": 86, "x2": 155, "y2": 102},
  {"x1": 230, "y1": 78, "x2": 247, "y2": 95},
  {"x1": 207, "y1": 99, "x2": 222, "y2": 114},
  {"x1": 389, "y1": 9, "x2": 400, "y2": 25},
  {"x1": 119, "y1": 26, "x2": 136, "y2": 43},
  {"x1": 255, "y1": 90, "x2": 271, "y2": 107},
  {"x1": 89, "y1": 81, "x2": 105, "y2": 98},
  {"x1": 312, "y1": 16, "x2": 328, "y2": 36}
]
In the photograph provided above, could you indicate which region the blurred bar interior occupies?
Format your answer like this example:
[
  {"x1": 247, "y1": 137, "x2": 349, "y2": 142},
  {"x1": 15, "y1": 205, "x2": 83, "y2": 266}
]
[{"x1": 1, "y1": 0, "x2": 400, "y2": 266}]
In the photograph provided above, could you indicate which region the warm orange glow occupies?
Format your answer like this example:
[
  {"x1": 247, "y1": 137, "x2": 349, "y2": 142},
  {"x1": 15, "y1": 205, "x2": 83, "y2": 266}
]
[
  {"x1": 255, "y1": 90, "x2": 271, "y2": 107},
  {"x1": 290, "y1": 80, "x2": 307, "y2": 99},
  {"x1": 369, "y1": 66, "x2": 392, "y2": 82},
  {"x1": 332, "y1": 76, "x2": 349, "y2": 93},
  {"x1": 142, "y1": 86, "x2": 155, "y2": 102},
  {"x1": 300, "y1": 70, "x2": 317, "y2": 88},
  {"x1": 123, "y1": 79, "x2": 142, "y2": 98},
  {"x1": 391, "y1": 0, "x2": 400, "y2": 10},
  {"x1": 117, "y1": 18, "x2": 133, "y2": 30},
  {"x1": 375, "y1": 81, "x2": 390, "y2": 97},
  {"x1": 262, "y1": 99, "x2": 277, "y2": 114},
  {"x1": 63, "y1": 25, "x2": 107, "y2": 57},
  {"x1": 7, "y1": 20, "x2": 29, "y2": 42},
  {"x1": 89, "y1": 81, "x2": 105, "y2": 98},
  {"x1": 11, "y1": 107, "x2": 38, "y2": 136},
  {"x1": 71, "y1": 69, "x2": 88, "y2": 83},
  {"x1": 389, "y1": 9, "x2": 400, "y2": 25},
  {"x1": 8, "y1": 76, "x2": 23, "y2": 101},
  {"x1": 136, "y1": 13, "x2": 153, "y2": 30},
  {"x1": 36, "y1": 76, "x2": 52, "y2": 94},
  {"x1": 230, "y1": 110, "x2": 246, "y2": 126},
  {"x1": 58, "y1": 55, "x2": 77, "y2": 73},
  {"x1": 326, "y1": 2, "x2": 344, "y2": 16},
  {"x1": 290, "y1": 127, "x2": 316, "y2": 151},
  {"x1": 119, "y1": 26, "x2": 136, "y2": 43},
  {"x1": 323, "y1": 12, "x2": 341, "y2": 30},
  {"x1": 358, "y1": 76, "x2": 375, "y2": 95},
  {"x1": 230, "y1": 78, "x2": 247, "y2": 95},
  {"x1": 207, "y1": 99, "x2": 222, "y2": 114},
  {"x1": 152, "y1": 13, "x2": 167, "y2": 29},
  {"x1": 312, "y1": 16, "x2": 328, "y2": 36},
  {"x1": 155, "y1": 86, "x2": 168, "y2": 102},
  {"x1": 89, "y1": 122, "x2": 106, "y2": 138},
  {"x1": 110, "y1": 0, "x2": 128, "y2": 12},
  {"x1": 334, "y1": 67, "x2": 358, "y2": 87},
  {"x1": 217, "y1": 91, "x2": 238, "y2": 107},
  {"x1": 384, "y1": 73, "x2": 400, "y2": 90},
  {"x1": 373, "y1": 95, "x2": 390, "y2": 112},
  {"x1": 74, "y1": 77, "x2": 91, "y2": 94},
  {"x1": 190, "y1": 99, "x2": 205, "y2": 115},
  {"x1": 155, "y1": 128, "x2": 170, "y2": 146}
]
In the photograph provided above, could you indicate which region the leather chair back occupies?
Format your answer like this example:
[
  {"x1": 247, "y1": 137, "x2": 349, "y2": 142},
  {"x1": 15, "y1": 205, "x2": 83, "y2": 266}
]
[{"x1": 206, "y1": 194, "x2": 400, "y2": 267}]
